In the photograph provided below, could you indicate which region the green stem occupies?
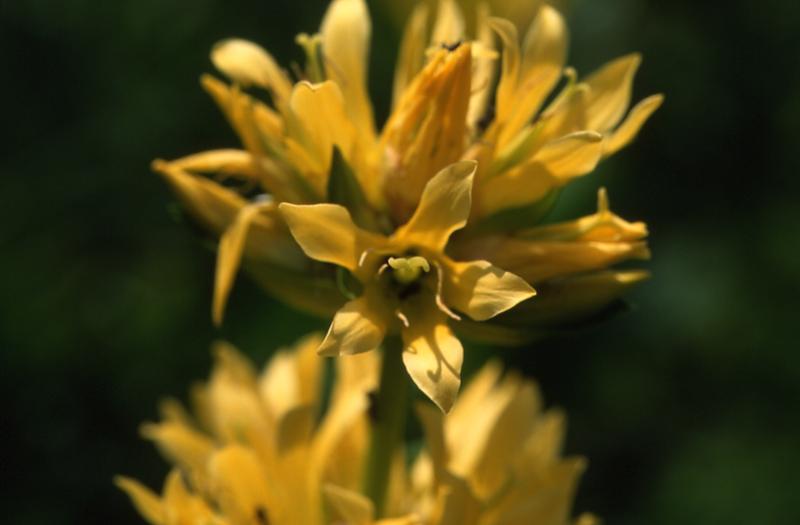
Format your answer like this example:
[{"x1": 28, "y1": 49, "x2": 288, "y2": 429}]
[{"x1": 363, "y1": 335, "x2": 408, "y2": 518}]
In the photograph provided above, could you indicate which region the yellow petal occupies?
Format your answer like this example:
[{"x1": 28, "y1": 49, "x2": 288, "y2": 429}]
[
  {"x1": 323, "y1": 484, "x2": 374, "y2": 525},
  {"x1": 393, "y1": 161, "x2": 476, "y2": 252},
  {"x1": 431, "y1": 0, "x2": 465, "y2": 46},
  {"x1": 213, "y1": 201, "x2": 273, "y2": 326},
  {"x1": 169, "y1": 149, "x2": 261, "y2": 179},
  {"x1": 415, "y1": 402, "x2": 448, "y2": 484},
  {"x1": 476, "y1": 132, "x2": 602, "y2": 216},
  {"x1": 208, "y1": 446, "x2": 275, "y2": 524},
  {"x1": 153, "y1": 160, "x2": 245, "y2": 235},
  {"x1": 401, "y1": 307, "x2": 463, "y2": 413},
  {"x1": 140, "y1": 421, "x2": 215, "y2": 487},
  {"x1": 488, "y1": 17, "x2": 520, "y2": 128},
  {"x1": 605, "y1": 93, "x2": 664, "y2": 156},
  {"x1": 499, "y1": 6, "x2": 568, "y2": 148},
  {"x1": 286, "y1": 81, "x2": 356, "y2": 190},
  {"x1": 442, "y1": 258, "x2": 535, "y2": 321},
  {"x1": 210, "y1": 38, "x2": 292, "y2": 107},
  {"x1": 114, "y1": 477, "x2": 164, "y2": 525},
  {"x1": 318, "y1": 294, "x2": 387, "y2": 356},
  {"x1": 584, "y1": 53, "x2": 642, "y2": 132},
  {"x1": 392, "y1": 3, "x2": 430, "y2": 109},
  {"x1": 535, "y1": 130, "x2": 604, "y2": 180},
  {"x1": 321, "y1": 0, "x2": 376, "y2": 145},
  {"x1": 467, "y1": 3, "x2": 497, "y2": 132},
  {"x1": 279, "y1": 202, "x2": 385, "y2": 271}
]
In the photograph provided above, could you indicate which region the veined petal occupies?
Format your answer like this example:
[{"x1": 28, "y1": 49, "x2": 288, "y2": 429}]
[
  {"x1": 442, "y1": 258, "x2": 536, "y2": 321},
  {"x1": 114, "y1": 477, "x2": 164, "y2": 525},
  {"x1": 401, "y1": 305, "x2": 463, "y2": 413},
  {"x1": 605, "y1": 93, "x2": 664, "y2": 156},
  {"x1": 467, "y1": 3, "x2": 497, "y2": 132},
  {"x1": 213, "y1": 202, "x2": 273, "y2": 326},
  {"x1": 318, "y1": 294, "x2": 387, "y2": 356},
  {"x1": 393, "y1": 161, "x2": 476, "y2": 251},
  {"x1": 210, "y1": 38, "x2": 292, "y2": 108},
  {"x1": 323, "y1": 484, "x2": 374, "y2": 525},
  {"x1": 279, "y1": 203, "x2": 385, "y2": 271},
  {"x1": 321, "y1": 0, "x2": 376, "y2": 145},
  {"x1": 499, "y1": 6, "x2": 567, "y2": 148},
  {"x1": 584, "y1": 53, "x2": 641, "y2": 132}
]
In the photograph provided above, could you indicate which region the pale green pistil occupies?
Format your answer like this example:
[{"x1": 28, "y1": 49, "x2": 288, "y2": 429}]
[{"x1": 387, "y1": 256, "x2": 430, "y2": 285}]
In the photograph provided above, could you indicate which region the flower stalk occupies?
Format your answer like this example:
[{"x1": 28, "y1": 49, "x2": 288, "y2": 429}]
[{"x1": 363, "y1": 335, "x2": 408, "y2": 517}]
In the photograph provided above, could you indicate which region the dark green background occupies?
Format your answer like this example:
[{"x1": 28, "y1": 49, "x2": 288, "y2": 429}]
[{"x1": 2, "y1": 0, "x2": 799, "y2": 523}]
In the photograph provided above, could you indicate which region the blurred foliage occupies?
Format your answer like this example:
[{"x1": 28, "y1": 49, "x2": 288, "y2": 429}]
[{"x1": 1, "y1": 0, "x2": 799, "y2": 524}]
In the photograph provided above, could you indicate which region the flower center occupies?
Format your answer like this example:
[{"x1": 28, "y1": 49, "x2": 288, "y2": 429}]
[{"x1": 387, "y1": 256, "x2": 430, "y2": 285}]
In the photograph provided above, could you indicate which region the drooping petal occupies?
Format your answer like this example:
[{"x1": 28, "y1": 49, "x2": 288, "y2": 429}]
[
  {"x1": 279, "y1": 203, "x2": 385, "y2": 271},
  {"x1": 393, "y1": 161, "x2": 476, "y2": 251},
  {"x1": 401, "y1": 304, "x2": 463, "y2": 413},
  {"x1": 442, "y1": 258, "x2": 535, "y2": 321},
  {"x1": 210, "y1": 38, "x2": 292, "y2": 108},
  {"x1": 605, "y1": 93, "x2": 664, "y2": 156},
  {"x1": 321, "y1": 0, "x2": 376, "y2": 145},
  {"x1": 584, "y1": 53, "x2": 641, "y2": 132},
  {"x1": 213, "y1": 201, "x2": 273, "y2": 326},
  {"x1": 114, "y1": 477, "x2": 165, "y2": 525},
  {"x1": 323, "y1": 484, "x2": 374, "y2": 525},
  {"x1": 318, "y1": 294, "x2": 388, "y2": 356}
]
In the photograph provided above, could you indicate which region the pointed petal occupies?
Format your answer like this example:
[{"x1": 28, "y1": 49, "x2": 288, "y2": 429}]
[
  {"x1": 605, "y1": 93, "x2": 664, "y2": 156},
  {"x1": 499, "y1": 6, "x2": 568, "y2": 148},
  {"x1": 114, "y1": 477, "x2": 164, "y2": 525},
  {"x1": 442, "y1": 258, "x2": 535, "y2": 321},
  {"x1": 401, "y1": 307, "x2": 463, "y2": 413},
  {"x1": 318, "y1": 294, "x2": 387, "y2": 356},
  {"x1": 210, "y1": 38, "x2": 292, "y2": 107},
  {"x1": 323, "y1": 484, "x2": 374, "y2": 525},
  {"x1": 489, "y1": 17, "x2": 520, "y2": 127},
  {"x1": 393, "y1": 161, "x2": 476, "y2": 251},
  {"x1": 392, "y1": 3, "x2": 430, "y2": 108},
  {"x1": 213, "y1": 202, "x2": 272, "y2": 326},
  {"x1": 321, "y1": 0, "x2": 376, "y2": 144},
  {"x1": 584, "y1": 53, "x2": 641, "y2": 131},
  {"x1": 279, "y1": 203, "x2": 384, "y2": 271}
]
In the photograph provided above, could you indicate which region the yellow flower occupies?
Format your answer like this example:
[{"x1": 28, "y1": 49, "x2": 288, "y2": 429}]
[
  {"x1": 279, "y1": 161, "x2": 535, "y2": 412},
  {"x1": 117, "y1": 338, "x2": 594, "y2": 525},
  {"x1": 152, "y1": 0, "x2": 659, "y2": 338},
  {"x1": 116, "y1": 336, "x2": 419, "y2": 525}
]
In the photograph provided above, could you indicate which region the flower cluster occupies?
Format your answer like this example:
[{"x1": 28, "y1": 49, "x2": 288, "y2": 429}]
[
  {"x1": 152, "y1": 0, "x2": 659, "y2": 411},
  {"x1": 117, "y1": 337, "x2": 596, "y2": 525}
]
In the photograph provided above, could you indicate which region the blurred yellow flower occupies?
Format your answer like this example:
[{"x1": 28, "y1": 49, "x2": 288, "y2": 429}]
[
  {"x1": 117, "y1": 337, "x2": 595, "y2": 525},
  {"x1": 280, "y1": 161, "x2": 534, "y2": 412},
  {"x1": 152, "y1": 0, "x2": 660, "y2": 342}
]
